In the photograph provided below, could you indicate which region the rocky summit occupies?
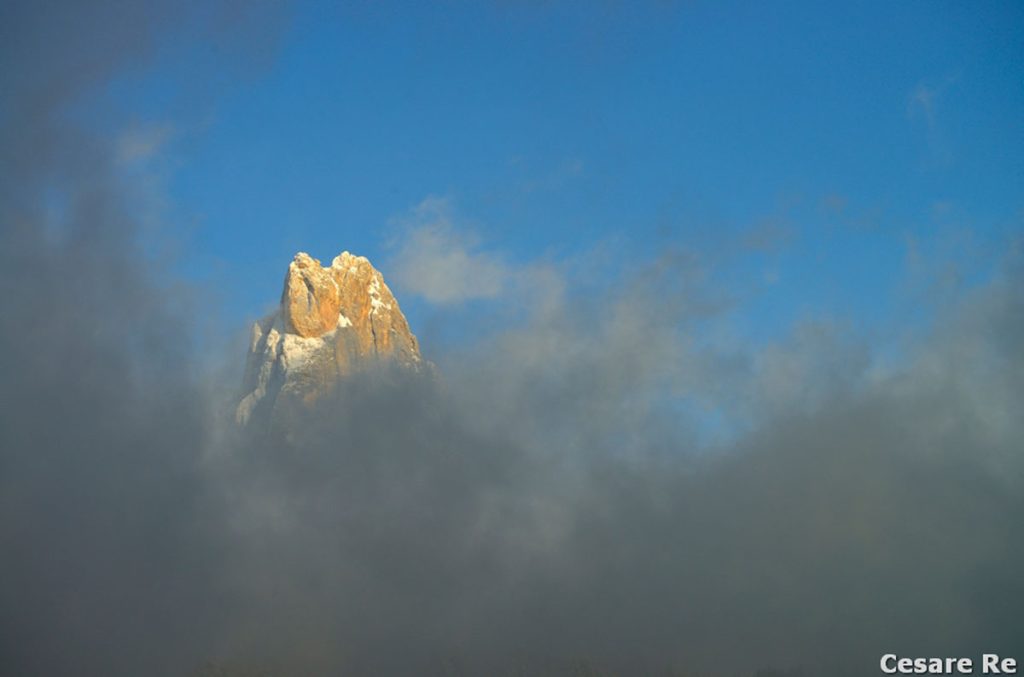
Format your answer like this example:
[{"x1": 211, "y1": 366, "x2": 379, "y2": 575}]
[{"x1": 236, "y1": 251, "x2": 424, "y2": 426}]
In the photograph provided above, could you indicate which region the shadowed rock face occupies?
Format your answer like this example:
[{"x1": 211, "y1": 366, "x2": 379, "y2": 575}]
[{"x1": 236, "y1": 252, "x2": 423, "y2": 426}]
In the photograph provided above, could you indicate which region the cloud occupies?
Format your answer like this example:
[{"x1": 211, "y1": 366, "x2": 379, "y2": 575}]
[
  {"x1": 4, "y1": 135, "x2": 1023, "y2": 677},
  {"x1": 199, "y1": 239, "x2": 1024, "y2": 675},
  {"x1": 520, "y1": 156, "x2": 586, "y2": 193},
  {"x1": 907, "y1": 73, "x2": 960, "y2": 166},
  {"x1": 820, "y1": 192, "x2": 848, "y2": 215},
  {"x1": 0, "y1": 3, "x2": 288, "y2": 674},
  {"x1": 116, "y1": 123, "x2": 176, "y2": 165},
  {"x1": 386, "y1": 196, "x2": 512, "y2": 304},
  {"x1": 908, "y1": 82, "x2": 939, "y2": 122}
]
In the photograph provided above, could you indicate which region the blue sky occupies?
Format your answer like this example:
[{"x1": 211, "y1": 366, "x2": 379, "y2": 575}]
[{"x1": 98, "y1": 0, "x2": 1023, "y2": 344}]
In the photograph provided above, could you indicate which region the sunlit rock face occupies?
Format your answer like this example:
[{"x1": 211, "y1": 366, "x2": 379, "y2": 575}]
[{"x1": 236, "y1": 251, "x2": 424, "y2": 426}]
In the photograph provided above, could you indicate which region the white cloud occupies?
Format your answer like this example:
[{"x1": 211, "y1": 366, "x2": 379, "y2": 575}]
[
  {"x1": 115, "y1": 122, "x2": 175, "y2": 165},
  {"x1": 387, "y1": 196, "x2": 512, "y2": 305}
]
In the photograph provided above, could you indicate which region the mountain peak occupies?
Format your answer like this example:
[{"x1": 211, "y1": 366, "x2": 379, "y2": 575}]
[{"x1": 236, "y1": 251, "x2": 423, "y2": 426}]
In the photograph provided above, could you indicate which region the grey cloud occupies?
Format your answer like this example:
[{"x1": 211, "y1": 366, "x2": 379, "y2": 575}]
[
  {"x1": 196, "y1": 245, "x2": 1024, "y2": 676},
  {"x1": 0, "y1": 2, "x2": 281, "y2": 676},
  {"x1": 4, "y1": 151, "x2": 1022, "y2": 676}
]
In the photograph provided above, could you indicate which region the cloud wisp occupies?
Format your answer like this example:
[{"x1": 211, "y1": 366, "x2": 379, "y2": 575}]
[
  {"x1": 907, "y1": 72, "x2": 961, "y2": 167},
  {"x1": 386, "y1": 196, "x2": 513, "y2": 305}
]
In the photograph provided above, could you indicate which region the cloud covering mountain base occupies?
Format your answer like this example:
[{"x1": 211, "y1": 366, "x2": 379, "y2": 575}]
[{"x1": 2, "y1": 197, "x2": 1021, "y2": 675}]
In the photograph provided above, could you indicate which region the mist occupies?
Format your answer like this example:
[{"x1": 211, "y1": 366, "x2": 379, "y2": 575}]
[
  {"x1": 2, "y1": 2, "x2": 1023, "y2": 676},
  {"x1": 204, "y1": 249, "x2": 1023, "y2": 675}
]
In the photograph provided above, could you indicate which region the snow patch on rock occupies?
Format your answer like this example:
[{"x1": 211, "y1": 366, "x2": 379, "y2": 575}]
[{"x1": 236, "y1": 250, "x2": 427, "y2": 427}]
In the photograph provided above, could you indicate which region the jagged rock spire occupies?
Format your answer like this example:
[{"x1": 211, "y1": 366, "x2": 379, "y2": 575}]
[{"x1": 236, "y1": 251, "x2": 423, "y2": 426}]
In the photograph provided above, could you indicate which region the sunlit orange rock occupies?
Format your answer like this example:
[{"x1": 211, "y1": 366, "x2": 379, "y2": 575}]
[{"x1": 237, "y1": 251, "x2": 424, "y2": 426}]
